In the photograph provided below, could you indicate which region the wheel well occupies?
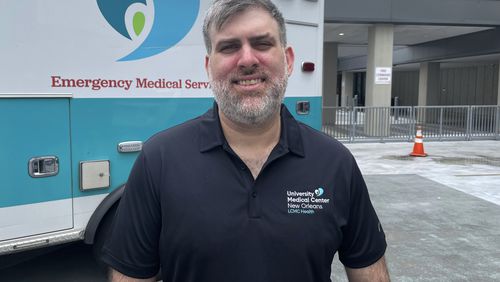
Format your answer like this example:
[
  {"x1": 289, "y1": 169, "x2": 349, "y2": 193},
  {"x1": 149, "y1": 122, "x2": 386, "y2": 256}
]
[{"x1": 84, "y1": 184, "x2": 125, "y2": 244}]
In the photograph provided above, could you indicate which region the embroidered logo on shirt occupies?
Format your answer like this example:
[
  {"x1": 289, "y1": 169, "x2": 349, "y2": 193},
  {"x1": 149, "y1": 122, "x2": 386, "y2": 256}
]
[
  {"x1": 287, "y1": 187, "x2": 330, "y2": 215},
  {"x1": 314, "y1": 187, "x2": 324, "y2": 197}
]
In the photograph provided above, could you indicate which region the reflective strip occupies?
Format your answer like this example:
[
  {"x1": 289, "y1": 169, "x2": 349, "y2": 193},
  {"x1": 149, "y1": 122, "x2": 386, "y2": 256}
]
[
  {"x1": 0, "y1": 229, "x2": 84, "y2": 255},
  {"x1": 414, "y1": 138, "x2": 424, "y2": 143},
  {"x1": 416, "y1": 130, "x2": 422, "y2": 136}
]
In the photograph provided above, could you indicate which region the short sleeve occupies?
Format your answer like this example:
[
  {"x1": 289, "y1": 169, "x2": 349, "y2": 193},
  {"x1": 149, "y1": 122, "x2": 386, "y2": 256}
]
[
  {"x1": 101, "y1": 152, "x2": 162, "y2": 279},
  {"x1": 338, "y1": 158, "x2": 387, "y2": 268}
]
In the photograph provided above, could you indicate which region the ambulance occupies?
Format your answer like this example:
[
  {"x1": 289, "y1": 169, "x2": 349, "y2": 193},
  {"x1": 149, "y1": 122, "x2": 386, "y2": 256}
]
[{"x1": 0, "y1": 0, "x2": 324, "y2": 261}]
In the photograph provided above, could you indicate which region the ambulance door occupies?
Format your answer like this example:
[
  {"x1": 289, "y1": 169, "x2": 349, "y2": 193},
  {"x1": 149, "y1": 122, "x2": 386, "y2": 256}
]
[{"x1": 0, "y1": 96, "x2": 73, "y2": 241}]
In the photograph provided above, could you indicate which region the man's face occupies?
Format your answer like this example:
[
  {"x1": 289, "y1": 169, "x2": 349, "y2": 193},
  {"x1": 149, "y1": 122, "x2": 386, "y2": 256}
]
[{"x1": 205, "y1": 7, "x2": 294, "y2": 126}]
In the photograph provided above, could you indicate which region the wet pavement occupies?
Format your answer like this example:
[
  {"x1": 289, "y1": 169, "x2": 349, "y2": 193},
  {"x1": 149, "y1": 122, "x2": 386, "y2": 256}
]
[
  {"x1": 346, "y1": 140, "x2": 500, "y2": 206},
  {"x1": 330, "y1": 140, "x2": 500, "y2": 281}
]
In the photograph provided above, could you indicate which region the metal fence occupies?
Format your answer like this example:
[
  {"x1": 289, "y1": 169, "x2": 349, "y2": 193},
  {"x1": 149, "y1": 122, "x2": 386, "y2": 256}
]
[{"x1": 322, "y1": 105, "x2": 500, "y2": 142}]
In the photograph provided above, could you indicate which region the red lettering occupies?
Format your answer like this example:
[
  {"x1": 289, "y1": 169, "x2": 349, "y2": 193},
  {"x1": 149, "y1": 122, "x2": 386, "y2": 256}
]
[
  {"x1": 185, "y1": 79, "x2": 210, "y2": 89},
  {"x1": 51, "y1": 76, "x2": 61, "y2": 87}
]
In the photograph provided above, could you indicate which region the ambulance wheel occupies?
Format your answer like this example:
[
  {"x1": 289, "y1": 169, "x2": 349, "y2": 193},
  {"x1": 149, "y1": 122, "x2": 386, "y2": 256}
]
[{"x1": 92, "y1": 202, "x2": 118, "y2": 274}]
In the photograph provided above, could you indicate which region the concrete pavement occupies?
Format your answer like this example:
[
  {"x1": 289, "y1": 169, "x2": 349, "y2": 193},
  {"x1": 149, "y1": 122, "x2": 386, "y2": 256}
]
[
  {"x1": 347, "y1": 140, "x2": 500, "y2": 206},
  {"x1": 331, "y1": 140, "x2": 500, "y2": 281}
]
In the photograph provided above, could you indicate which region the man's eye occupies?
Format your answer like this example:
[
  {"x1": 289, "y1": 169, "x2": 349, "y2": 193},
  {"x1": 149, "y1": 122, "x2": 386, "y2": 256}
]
[
  {"x1": 254, "y1": 42, "x2": 273, "y2": 50},
  {"x1": 219, "y1": 45, "x2": 239, "y2": 53}
]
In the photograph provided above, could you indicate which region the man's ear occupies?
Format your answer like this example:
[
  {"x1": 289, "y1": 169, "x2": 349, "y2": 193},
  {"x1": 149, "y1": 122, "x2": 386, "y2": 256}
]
[
  {"x1": 285, "y1": 46, "x2": 295, "y2": 76},
  {"x1": 205, "y1": 55, "x2": 210, "y2": 77}
]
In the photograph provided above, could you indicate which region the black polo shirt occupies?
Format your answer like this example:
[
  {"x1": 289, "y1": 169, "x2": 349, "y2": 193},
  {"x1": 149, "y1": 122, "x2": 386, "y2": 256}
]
[{"x1": 102, "y1": 103, "x2": 386, "y2": 282}]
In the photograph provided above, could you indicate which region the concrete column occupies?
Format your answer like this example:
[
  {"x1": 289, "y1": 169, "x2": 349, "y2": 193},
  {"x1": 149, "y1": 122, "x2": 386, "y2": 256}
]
[
  {"x1": 418, "y1": 62, "x2": 440, "y2": 106},
  {"x1": 496, "y1": 61, "x2": 500, "y2": 138},
  {"x1": 364, "y1": 24, "x2": 394, "y2": 136},
  {"x1": 341, "y1": 71, "x2": 353, "y2": 107},
  {"x1": 497, "y1": 60, "x2": 500, "y2": 105},
  {"x1": 365, "y1": 24, "x2": 394, "y2": 107},
  {"x1": 417, "y1": 62, "x2": 440, "y2": 125},
  {"x1": 322, "y1": 42, "x2": 338, "y2": 124}
]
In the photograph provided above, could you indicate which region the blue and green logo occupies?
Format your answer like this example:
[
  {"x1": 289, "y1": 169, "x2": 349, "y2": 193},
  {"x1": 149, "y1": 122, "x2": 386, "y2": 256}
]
[
  {"x1": 314, "y1": 188, "x2": 324, "y2": 197},
  {"x1": 97, "y1": 0, "x2": 200, "y2": 61}
]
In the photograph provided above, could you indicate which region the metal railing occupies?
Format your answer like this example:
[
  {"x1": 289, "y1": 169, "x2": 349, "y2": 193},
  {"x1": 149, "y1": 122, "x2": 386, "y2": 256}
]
[{"x1": 322, "y1": 105, "x2": 500, "y2": 142}]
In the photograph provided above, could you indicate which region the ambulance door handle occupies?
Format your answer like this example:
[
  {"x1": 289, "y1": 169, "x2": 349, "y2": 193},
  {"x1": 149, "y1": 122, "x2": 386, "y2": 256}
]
[{"x1": 29, "y1": 156, "x2": 59, "y2": 178}]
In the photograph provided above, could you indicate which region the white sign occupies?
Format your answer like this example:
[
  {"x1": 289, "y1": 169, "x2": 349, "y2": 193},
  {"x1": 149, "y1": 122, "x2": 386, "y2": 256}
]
[{"x1": 375, "y1": 67, "x2": 392, "y2": 85}]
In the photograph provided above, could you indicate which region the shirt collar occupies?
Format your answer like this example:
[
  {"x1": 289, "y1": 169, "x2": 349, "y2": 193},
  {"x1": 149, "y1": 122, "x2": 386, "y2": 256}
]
[
  {"x1": 198, "y1": 102, "x2": 305, "y2": 157},
  {"x1": 198, "y1": 102, "x2": 226, "y2": 152},
  {"x1": 278, "y1": 104, "x2": 305, "y2": 157}
]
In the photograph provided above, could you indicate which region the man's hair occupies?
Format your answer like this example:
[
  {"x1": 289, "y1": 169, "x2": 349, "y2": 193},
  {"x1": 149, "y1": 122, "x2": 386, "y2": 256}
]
[{"x1": 202, "y1": 0, "x2": 287, "y2": 53}]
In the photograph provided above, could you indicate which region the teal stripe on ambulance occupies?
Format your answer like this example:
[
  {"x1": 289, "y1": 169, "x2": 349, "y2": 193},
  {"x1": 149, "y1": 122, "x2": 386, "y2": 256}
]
[
  {"x1": 0, "y1": 98, "x2": 72, "y2": 208},
  {"x1": 0, "y1": 97, "x2": 321, "y2": 208}
]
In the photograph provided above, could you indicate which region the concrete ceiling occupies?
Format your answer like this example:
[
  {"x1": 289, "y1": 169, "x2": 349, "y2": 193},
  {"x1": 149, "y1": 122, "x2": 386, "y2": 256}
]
[{"x1": 324, "y1": 23, "x2": 495, "y2": 64}]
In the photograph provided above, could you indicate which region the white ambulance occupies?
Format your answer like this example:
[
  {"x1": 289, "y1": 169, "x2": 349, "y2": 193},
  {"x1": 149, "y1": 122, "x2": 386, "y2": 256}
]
[{"x1": 0, "y1": 0, "x2": 324, "y2": 262}]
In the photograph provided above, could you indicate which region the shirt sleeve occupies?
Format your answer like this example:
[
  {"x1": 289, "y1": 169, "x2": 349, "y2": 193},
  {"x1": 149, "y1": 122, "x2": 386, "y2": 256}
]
[
  {"x1": 101, "y1": 152, "x2": 162, "y2": 279},
  {"x1": 338, "y1": 158, "x2": 387, "y2": 268}
]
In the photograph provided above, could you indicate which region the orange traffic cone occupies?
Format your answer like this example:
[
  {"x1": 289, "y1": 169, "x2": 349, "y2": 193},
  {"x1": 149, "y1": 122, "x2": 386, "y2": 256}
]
[{"x1": 410, "y1": 125, "x2": 427, "y2": 157}]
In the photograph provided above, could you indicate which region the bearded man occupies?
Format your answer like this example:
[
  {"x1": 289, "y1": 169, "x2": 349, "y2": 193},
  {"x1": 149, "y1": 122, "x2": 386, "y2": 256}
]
[{"x1": 102, "y1": 0, "x2": 390, "y2": 281}]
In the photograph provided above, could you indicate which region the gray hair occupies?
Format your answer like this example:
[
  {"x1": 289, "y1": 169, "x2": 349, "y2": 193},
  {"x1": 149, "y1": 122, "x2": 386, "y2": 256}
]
[{"x1": 202, "y1": 0, "x2": 287, "y2": 53}]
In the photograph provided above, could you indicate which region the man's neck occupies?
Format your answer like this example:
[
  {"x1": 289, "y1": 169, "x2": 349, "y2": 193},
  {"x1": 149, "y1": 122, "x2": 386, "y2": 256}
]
[{"x1": 219, "y1": 109, "x2": 281, "y2": 179}]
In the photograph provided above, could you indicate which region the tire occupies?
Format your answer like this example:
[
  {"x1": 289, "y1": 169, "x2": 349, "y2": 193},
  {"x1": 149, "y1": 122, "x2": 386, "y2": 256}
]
[{"x1": 92, "y1": 202, "x2": 118, "y2": 274}]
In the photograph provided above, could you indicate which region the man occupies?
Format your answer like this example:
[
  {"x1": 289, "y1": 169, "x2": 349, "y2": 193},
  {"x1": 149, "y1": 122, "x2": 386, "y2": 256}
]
[{"x1": 102, "y1": 0, "x2": 390, "y2": 281}]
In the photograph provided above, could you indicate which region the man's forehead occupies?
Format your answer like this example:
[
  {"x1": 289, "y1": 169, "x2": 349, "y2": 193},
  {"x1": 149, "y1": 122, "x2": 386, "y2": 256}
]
[{"x1": 209, "y1": 7, "x2": 279, "y2": 40}]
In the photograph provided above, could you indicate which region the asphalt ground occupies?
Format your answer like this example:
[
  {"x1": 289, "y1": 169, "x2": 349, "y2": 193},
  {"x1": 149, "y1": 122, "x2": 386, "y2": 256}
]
[{"x1": 0, "y1": 242, "x2": 107, "y2": 282}]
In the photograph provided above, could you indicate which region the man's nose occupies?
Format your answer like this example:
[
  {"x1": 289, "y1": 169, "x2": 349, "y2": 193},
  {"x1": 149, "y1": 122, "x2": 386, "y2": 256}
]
[{"x1": 237, "y1": 45, "x2": 259, "y2": 69}]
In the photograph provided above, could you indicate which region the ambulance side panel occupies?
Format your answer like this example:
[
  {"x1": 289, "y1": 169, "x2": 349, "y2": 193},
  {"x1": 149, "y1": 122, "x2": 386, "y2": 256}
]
[{"x1": 0, "y1": 98, "x2": 73, "y2": 241}]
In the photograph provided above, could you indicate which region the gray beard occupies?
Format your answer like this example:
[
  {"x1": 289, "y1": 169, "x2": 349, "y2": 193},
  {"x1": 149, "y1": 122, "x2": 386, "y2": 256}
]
[{"x1": 211, "y1": 73, "x2": 288, "y2": 126}]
